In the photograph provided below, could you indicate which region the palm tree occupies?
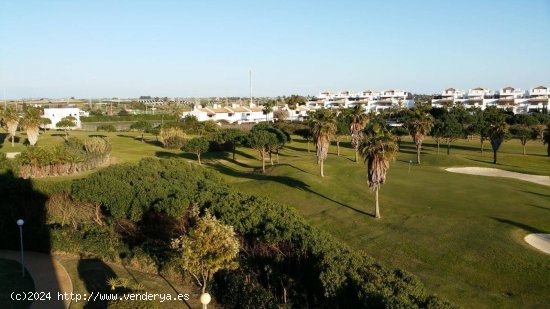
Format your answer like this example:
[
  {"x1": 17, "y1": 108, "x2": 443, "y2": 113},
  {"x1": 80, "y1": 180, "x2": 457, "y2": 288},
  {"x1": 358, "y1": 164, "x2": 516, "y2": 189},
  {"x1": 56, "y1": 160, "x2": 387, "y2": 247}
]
[
  {"x1": 359, "y1": 124, "x2": 398, "y2": 219},
  {"x1": 2, "y1": 106, "x2": 19, "y2": 147},
  {"x1": 406, "y1": 109, "x2": 434, "y2": 164},
  {"x1": 488, "y1": 120, "x2": 507, "y2": 164},
  {"x1": 348, "y1": 105, "x2": 368, "y2": 162},
  {"x1": 40, "y1": 117, "x2": 51, "y2": 133},
  {"x1": 543, "y1": 126, "x2": 550, "y2": 156},
  {"x1": 20, "y1": 107, "x2": 42, "y2": 146},
  {"x1": 262, "y1": 101, "x2": 274, "y2": 122},
  {"x1": 310, "y1": 109, "x2": 336, "y2": 177}
]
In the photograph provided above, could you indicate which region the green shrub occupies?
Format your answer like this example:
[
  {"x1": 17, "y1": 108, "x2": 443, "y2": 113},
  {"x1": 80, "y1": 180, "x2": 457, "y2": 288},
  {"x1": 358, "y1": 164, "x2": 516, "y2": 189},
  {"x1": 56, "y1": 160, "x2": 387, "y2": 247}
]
[{"x1": 96, "y1": 124, "x2": 117, "y2": 132}]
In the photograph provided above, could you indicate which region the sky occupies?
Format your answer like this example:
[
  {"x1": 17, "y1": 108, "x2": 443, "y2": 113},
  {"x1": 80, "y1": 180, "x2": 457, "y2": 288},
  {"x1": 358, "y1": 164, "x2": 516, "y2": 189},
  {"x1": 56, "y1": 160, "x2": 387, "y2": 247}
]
[{"x1": 1, "y1": 0, "x2": 549, "y2": 99}]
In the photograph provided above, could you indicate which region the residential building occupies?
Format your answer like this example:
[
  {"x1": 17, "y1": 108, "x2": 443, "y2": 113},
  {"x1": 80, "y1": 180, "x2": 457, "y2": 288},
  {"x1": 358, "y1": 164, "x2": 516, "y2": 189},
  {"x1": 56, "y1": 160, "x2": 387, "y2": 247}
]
[{"x1": 42, "y1": 107, "x2": 82, "y2": 129}]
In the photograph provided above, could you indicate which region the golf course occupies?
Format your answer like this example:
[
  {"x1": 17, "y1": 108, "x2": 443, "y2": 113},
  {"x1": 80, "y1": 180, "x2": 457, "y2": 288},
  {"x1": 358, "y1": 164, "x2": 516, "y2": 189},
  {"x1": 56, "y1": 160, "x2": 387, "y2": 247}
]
[{"x1": 1, "y1": 130, "x2": 549, "y2": 308}]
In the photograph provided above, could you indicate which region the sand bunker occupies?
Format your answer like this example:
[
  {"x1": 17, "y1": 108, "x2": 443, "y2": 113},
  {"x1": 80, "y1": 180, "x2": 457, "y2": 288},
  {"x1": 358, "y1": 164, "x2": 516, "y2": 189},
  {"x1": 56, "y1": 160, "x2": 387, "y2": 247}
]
[
  {"x1": 524, "y1": 234, "x2": 550, "y2": 255},
  {"x1": 445, "y1": 167, "x2": 550, "y2": 187}
]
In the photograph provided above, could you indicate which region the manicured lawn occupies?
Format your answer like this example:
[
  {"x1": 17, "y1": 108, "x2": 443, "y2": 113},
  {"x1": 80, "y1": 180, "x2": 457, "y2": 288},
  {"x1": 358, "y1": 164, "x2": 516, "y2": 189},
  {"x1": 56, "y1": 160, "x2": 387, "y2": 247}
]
[
  {"x1": 55, "y1": 254, "x2": 210, "y2": 309},
  {"x1": 0, "y1": 258, "x2": 35, "y2": 309},
  {"x1": 4, "y1": 129, "x2": 549, "y2": 307}
]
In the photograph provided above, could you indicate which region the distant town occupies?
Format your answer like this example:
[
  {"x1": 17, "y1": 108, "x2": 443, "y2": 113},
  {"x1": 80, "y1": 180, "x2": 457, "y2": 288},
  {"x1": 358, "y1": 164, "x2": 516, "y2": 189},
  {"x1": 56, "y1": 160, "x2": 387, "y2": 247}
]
[{"x1": 2, "y1": 85, "x2": 549, "y2": 129}]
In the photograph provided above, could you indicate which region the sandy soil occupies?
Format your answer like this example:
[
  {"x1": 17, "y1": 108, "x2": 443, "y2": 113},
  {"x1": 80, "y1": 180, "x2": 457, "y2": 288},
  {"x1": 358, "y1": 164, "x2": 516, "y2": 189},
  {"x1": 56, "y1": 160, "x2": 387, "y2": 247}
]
[
  {"x1": 445, "y1": 167, "x2": 550, "y2": 187},
  {"x1": 524, "y1": 234, "x2": 550, "y2": 255}
]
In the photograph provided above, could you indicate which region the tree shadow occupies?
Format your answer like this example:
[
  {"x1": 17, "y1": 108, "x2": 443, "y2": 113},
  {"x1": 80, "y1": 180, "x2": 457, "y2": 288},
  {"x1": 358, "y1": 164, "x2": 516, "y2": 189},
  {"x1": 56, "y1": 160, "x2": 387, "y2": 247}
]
[
  {"x1": 490, "y1": 217, "x2": 548, "y2": 234},
  {"x1": 0, "y1": 170, "x2": 64, "y2": 308},
  {"x1": 466, "y1": 158, "x2": 522, "y2": 168},
  {"x1": 78, "y1": 258, "x2": 117, "y2": 309},
  {"x1": 205, "y1": 162, "x2": 374, "y2": 217},
  {"x1": 155, "y1": 151, "x2": 183, "y2": 159},
  {"x1": 527, "y1": 204, "x2": 550, "y2": 212},
  {"x1": 158, "y1": 273, "x2": 192, "y2": 309},
  {"x1": 520, "y1": 190, "x2": 550, "y2": 199}
]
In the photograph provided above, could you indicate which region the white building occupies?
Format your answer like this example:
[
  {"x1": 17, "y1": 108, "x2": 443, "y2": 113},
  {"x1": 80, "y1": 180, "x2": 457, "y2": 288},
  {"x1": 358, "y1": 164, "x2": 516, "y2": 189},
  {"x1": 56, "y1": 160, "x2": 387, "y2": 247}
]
[
  {"x1": 431, "y1": 88, "x2": 465, "y2": 108},
  {"x1": 42, "y1": 107, "x2": 82, "y2": 129},
  {"x1": 306, "y1": 89, "x2": 413, "y2": 114},
  {"x1": 182, "y1": 103, "x2": 272, "y2": 124},
  {"x1": 525, "y1": 85, "x2": 549, "y2": 113}
]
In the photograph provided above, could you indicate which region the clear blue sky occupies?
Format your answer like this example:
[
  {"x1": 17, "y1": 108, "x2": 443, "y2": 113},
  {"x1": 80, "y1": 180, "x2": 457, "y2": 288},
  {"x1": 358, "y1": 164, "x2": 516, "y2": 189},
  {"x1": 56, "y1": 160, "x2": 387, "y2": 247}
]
[{"x1": 1, "y1": 0, "x2": 549, "y2": 99}]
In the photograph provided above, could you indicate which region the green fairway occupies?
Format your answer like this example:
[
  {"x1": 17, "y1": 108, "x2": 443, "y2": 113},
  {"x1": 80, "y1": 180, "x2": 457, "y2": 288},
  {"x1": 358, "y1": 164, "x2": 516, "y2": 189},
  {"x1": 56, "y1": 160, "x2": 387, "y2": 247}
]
[
  {"x1": 199, "y1": 136, "x2": 550, "y2": 308},
  {"x1": 2, "y1": 129, "x2": 549, "y2": 307},
  {"x1": 0, "y1": 258, "x2": 35, "y2": 309}
]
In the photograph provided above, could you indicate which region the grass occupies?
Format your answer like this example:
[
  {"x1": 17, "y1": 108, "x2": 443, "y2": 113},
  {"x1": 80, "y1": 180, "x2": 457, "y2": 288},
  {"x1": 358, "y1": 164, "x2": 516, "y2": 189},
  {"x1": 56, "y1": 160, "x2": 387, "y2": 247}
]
[
  {"x1": 0, "y1": 258, "x2": 35, "y2": 309},
  {"x1": 3, "y1": 129, "x2": 550, "y2": 308},
  {"x1": 55, "y1": 254, "x2": 209, "y2": 309}
]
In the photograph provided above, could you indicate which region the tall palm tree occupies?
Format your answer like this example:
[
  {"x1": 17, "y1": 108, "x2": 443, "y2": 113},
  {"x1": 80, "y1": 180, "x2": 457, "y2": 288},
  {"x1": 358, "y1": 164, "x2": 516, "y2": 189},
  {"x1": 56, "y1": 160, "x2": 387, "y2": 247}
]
[
  {"x1": 20, "y1": 107, "x2": 42, "y2": 146},
  {"x1": 406, "y1": 109, "x2": 434, "y2": 164},
  {"x1": 488, "y1": 120, "x2": 507, "y2": 164},
  {"x1": 348, "y1": 105, "x2": 368, "y2": 162},
  {"x1": 262, "y1": 101, "x2": 274, "y2": 122},
  {"x1": 359, "y1": 124, "x2": 397, "y2": 219},
  {"x1": 2, "y1": 106, "x2": 19, "y2": 147},
  {"x1": 310, "y1": 109, "x2": 336, "y2": 177}
]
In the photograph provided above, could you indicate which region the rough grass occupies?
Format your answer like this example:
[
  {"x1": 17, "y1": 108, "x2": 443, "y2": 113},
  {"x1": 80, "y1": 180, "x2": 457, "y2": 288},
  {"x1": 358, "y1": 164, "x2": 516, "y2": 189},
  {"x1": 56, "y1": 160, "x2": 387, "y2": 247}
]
[
  {"x1": 0, "y1": 258, "x2": 35, "y2": 309},
  {"x1": 55, "y1": 254, "x2": 210, "y2": 309},
  {"x1": 3, "y1": 129, "x2": 549, "y2": 308}
]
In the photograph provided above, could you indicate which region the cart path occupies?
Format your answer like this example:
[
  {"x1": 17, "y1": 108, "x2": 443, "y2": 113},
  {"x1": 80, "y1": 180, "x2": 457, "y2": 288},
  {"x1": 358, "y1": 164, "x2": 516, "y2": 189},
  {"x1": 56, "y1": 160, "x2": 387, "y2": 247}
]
[
  {"x1": 0, "y1": 250, "x2": 72, "y2": 309},
  {"x1": 445, "y1": 167, "x2": 550, "y2": 187}
]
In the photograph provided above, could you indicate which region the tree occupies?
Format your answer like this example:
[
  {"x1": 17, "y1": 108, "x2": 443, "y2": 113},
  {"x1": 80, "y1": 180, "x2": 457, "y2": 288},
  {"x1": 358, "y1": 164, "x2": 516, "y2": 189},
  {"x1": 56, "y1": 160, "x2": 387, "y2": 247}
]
[
  {"x1": 543, "y1": 126, "x2": 550, "y2": 156},
  {"x1": 441, "y1": 113, "x2": 464, "y2": 155},
  {"x1": 182, "y1": 137, "x2": 210, "y2": 164},
  {"x1": 171, "y1": 210, "x2": 239, "y2": 294},
  {"x1": 310, "y1": 109, "x2": 336, "y2": 177},
  {"x1": 251, "y1": 123, "x2": 288, "y2": 165},
  {"x1": 348, "y1": 105, "x2": 368, "y2": 162},
  {"x1": 532, "y1": 113, "x2": 550, "y2": 142},
  {"x1": 284, "y1": 95, "x2": 306, "y2": 109},
  {"x1": 469, "y1": 108, "x2": 489, "y2": 153},
  {"x1": 295, "y1": 128, "x2": 312, "y2": 152},
  {"x1": 247, "y1": 129, "x2": 277, "y2": 173},
  {"x1": 273, "y1": 109, "x2": 289, "y2": 122},
  {"x1": 2, "y1": 106, "x2": 19, "y2": 147},
  {"x1": 405, "y1": 108, "x2": 434, "y2": 164},
  {"x1": 210, "y1": 128, "x2": 246, "y2": 161},
  {"x1": 262, "y1": 101, "x2": 275, "y2": 122},
  {"x1": 56, "y1": 116, "x2": 77, "y2": 138},
  {"x1": 359, "y1": 124, "x2": 397, "y2": 219},
  {"x1": 130, "y1": 120, "x2": 152, "y2": 142},
  {"x1": 390, "y1": 126, "x2": 409, "y2": 151},
  {"x1": 335, "y1": 114, "x2": 350, "y2": 156},
  {"x1": 509, "y1": 125, "x2": 537, "y2": 155},
  {"x1": 20, "y1": 107, "x2": 42, "y2": 146},
  {"x1": 40, "y1": 117, "x2": 51, "y2": 133},
  {"x1": 431, "y1": 119, "x2": 445, "y2": 154},
  {"x1": 485, "y1": 107, "x2": 508, "y2": 164}
]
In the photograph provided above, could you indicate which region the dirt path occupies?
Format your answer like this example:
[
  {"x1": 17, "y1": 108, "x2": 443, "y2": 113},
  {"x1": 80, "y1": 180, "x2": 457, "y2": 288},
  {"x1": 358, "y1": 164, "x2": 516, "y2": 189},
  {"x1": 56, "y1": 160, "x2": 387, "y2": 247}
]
[
  {"x1": 0, "y1": 250, "x2": 72, "y2": 309},
  {"x1": 524, "y1": 234, "x2": 550, "y2": 255},
  {"x1": 445, "y1": 167, "x2": 550, "y2": 187}
]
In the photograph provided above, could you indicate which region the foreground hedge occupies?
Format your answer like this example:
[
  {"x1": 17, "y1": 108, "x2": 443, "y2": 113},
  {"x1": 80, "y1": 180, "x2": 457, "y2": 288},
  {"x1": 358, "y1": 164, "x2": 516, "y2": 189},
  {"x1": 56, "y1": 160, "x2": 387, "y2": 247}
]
[{"x1": 69, "y1": 158, "x2": 455, "y2": 308}]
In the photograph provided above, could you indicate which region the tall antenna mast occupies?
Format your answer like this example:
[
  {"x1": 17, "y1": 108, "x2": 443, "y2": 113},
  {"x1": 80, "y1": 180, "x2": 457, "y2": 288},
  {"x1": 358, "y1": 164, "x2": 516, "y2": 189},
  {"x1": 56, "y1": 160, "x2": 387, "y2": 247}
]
[
  {"x1": 3, "y1": 88, "x2": 6, "y2": 109},
  {"x1": 249, "y1": 70, "x2": 252, "y2": 105}
]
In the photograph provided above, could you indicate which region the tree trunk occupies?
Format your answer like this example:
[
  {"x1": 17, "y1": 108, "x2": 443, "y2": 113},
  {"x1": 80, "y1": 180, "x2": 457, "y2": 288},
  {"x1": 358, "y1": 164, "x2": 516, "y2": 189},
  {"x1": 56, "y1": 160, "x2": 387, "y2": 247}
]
[
  {"x1": 197, "y1": 152, "x2": 201, "y2": 165},
  {"x1": 307, "y1": 140, "x2": 310, "y2": 152},
  {"x1": 261, "y1": 151, "x2": 266, "y2": 173},
  {"x1": 437, "y1": 139, "x2": 440, "y2": 154},
  {"x1": 481, "y1": 138, "x2": 484, "y2": 153},
  {"x1": 320, "y1": 160, "x2": 324, "y2": 177},
  {"x1": 336, "y1": 140, "x2": 340, "y2": 156},
  {"x1": 232, "y1": 145, "x2": 236, "y2": 161},
  {"x1": 269, "y1": 150, "x2": 273, "y2": 165},
  {"x1": 11, "y1": 135, "x2": 14, "y2": 147},
  {"x1": 493, "y1": 149, "x2": 497, "y2": 164},
  {"x1": 141, "y1": 132, "x2": 144, "y2": 142},
  {"x1": 355, "y1": 148, "x2": 358, "y2": 163},
  {"x1": 276, "y1": 149, "x2": 279, "y2": 164},
  {"x1": 447, "y1": 140, "x2": 451, "y2": 155},
  {"x1": 416, "y1": 144, "x2": 421, "y2": 164},
  {"x1": 522, "y1": 142, "x2": 526, "y2": 155},
  {"x1": 375, "y1": 186, "x2": 381, "y2": 219}
]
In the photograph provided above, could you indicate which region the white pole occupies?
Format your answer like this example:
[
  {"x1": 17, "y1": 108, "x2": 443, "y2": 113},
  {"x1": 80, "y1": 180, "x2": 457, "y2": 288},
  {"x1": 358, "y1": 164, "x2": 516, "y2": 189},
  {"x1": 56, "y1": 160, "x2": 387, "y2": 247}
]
[
  {"x1": 249, "y1": 70, "x2": 252, "y2": 106},
  {"x1": 17, "y1": 219, "x2": 25, "y2": 277}
]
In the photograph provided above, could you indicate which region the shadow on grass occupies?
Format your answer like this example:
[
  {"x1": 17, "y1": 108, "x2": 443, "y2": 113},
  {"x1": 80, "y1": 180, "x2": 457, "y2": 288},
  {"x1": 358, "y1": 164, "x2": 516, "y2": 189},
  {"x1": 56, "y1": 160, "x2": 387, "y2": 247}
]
[
  {"x1": 466, "y1": 158, "x2": 523, "y2": 168},
  {"x1": 527, "y1": 204, "x2": 550, "y2": 212},
  {"x1": 77, "y1": 258, "x2": 117, "y2": 309},
  {"x1": 490, "y1": 217, "x2": 548, "y2": 234},
  {"x1": 520, "y1": 190, "x2": 550, "y2": 199},
  {"x1": 206, "y1": 162, "x2": 374, "y2": 217}
]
